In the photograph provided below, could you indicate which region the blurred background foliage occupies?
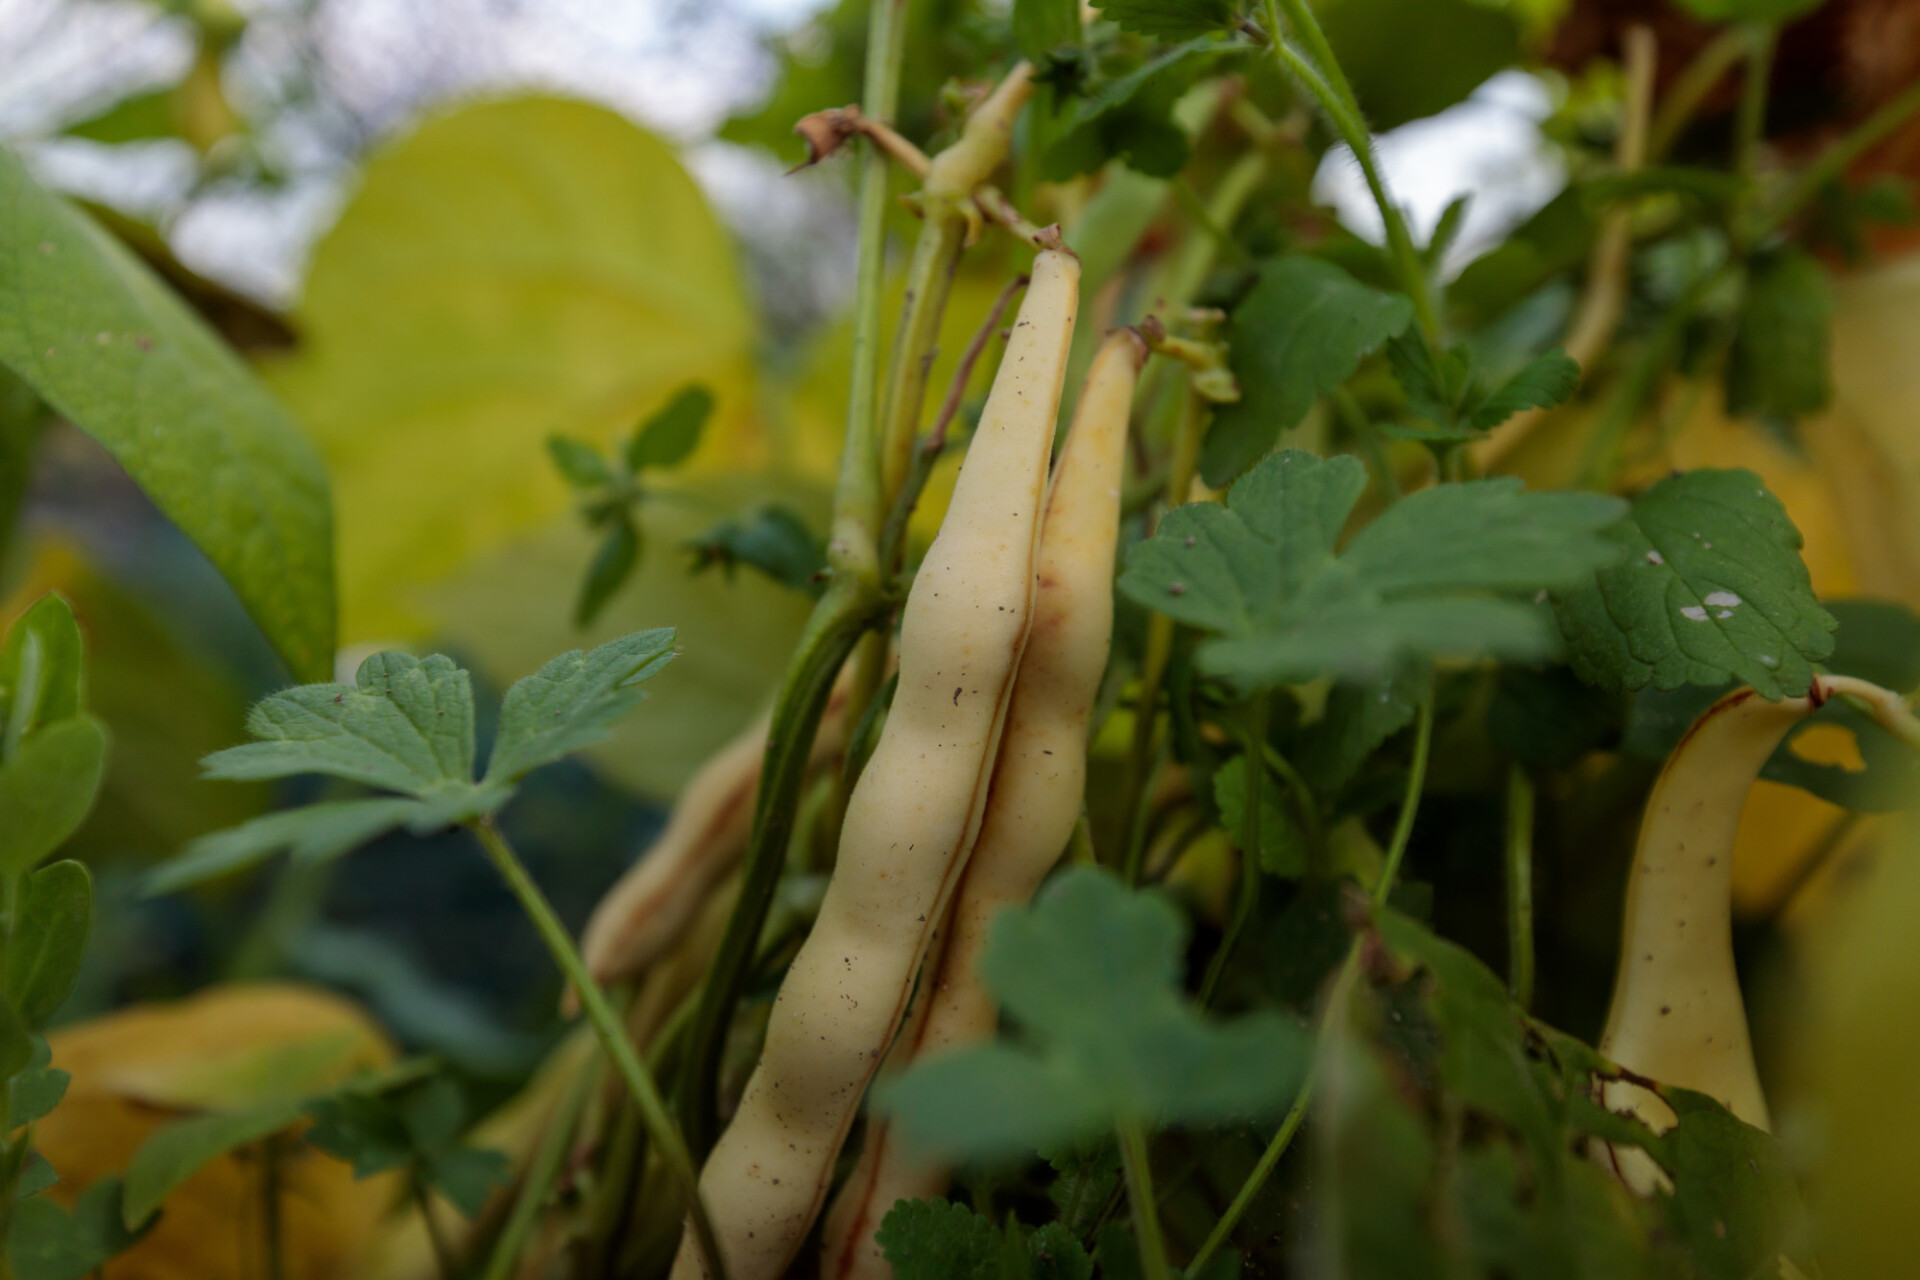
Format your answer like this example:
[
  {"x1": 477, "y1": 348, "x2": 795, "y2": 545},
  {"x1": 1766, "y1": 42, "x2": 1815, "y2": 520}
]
[{"x1": 4, "y1": 0, "x2": 1920, "y2": 1273}]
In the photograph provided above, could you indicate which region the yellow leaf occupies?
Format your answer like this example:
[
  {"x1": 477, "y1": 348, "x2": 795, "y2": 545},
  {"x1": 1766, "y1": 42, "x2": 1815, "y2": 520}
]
[
  {"x1": 39, "y1": 985, "x2": 397, "y2": 1280},
  {"x1": 266, "y1": 96, "x2": 753, "y2": 641}
]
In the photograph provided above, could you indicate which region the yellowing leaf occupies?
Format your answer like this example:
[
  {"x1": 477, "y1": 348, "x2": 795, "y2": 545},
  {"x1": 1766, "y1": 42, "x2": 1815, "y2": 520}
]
[
  {"x1": 38, "y1": 985, "x2": 397, "y2": 1280},
  {"x1": 267, "y1": 96, "x2": 752, "y2": 640}
]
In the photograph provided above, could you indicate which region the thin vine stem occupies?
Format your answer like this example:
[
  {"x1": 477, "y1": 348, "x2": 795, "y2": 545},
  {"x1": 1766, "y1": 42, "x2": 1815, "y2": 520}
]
[
  {"x1": 1649, "y1": 25, "x2": 1748, "y2": 161},
  {"x1": 472, "y1": 820, "x2": 727, "y2": 1280},
  {"x1": 1189, "y1": 687, "x2": 1435, "y2": 1268},
  {"x1": 480, "y1": 1054, "x2": 599, "y2": 1280},
  {"x1": 1263, "y1": 0, "x2": 1438, "y2": 341},
  {"x1": 1117, "y1": 1116, "x2": 1172, "y2": 1280},
  {"x1": 1504, "y1": 764, "x2": 1536, "y2": 1010},
  {"x1": 1734, "y1": 22, "x2": 1777, "y2": 191},
  {"x1": 1199, "y1": 691, "x2": 1269, "y2": 1008}
]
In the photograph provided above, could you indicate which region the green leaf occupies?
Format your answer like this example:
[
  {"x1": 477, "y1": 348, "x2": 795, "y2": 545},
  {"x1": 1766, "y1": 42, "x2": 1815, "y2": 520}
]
[
  {"x1": 1213, "y1": 754, "x2": 1308, "y2": 876},
  {"x1": 1552, "y1": 468, "x2": 1836, "y2": 699},
  {"x1": 1314, "y1": 0, "x2": 1522, "y2": 133},
  {"x1": 1202, "y1": 259, "x2": 1416, "y2": 486},
  {"x1": 202, "y1": 652, "x2": 476, "y2": 794},
  {"x1": 1015, "y1": 0, "x2": 1082, "y2": 59},
  {"x1": 10, "y1": 1063, "x2": 70, "y2": 1126},
  {"x1": 1, "y1": 595, "x2": 84, "y2": 754},
  {"x1": 1486, "y1": 666, "x2": 1618, "y2": 772},
  {"x1": 5, "y1": 860, "x2": 92, "y2": 1029},
  {"x1": 426, "y1": 1145, "x2": 512, "y2": 1218},
  {"x1": 1726, "y1": 247, "x2": 1832, "y2": 421},
  {"x1": 878, "y1": 868, "x2": 1307, "y2": 1163},
  {"x1": 1297, "y1": 665, "x2": 1424, "y2": 795},
  {"x1": 686, "y1": 504, "x2": 827, "y2": 597},
  {"x1": 1044, "y1": 1139, "x2": 1121, "y2": 1237},
  {"x1": 626, "y1": 384, "x2": 713, "y2": 473},
  {"x1": 10, "y1": 1178, "x2": 143, "y2": 1280},
  {"x1": 1042, "y1": 39, "x2": 1238, "y2": 180},
  {"x1": 0, "y1": 717, "x2": 107, "y2": 877},
  {"x1": 1026, "y1": 1222, "x2": 1094, "y2": 1280},
  {"x1": 1467, "y1": 348, "x2": 1580, "y2": 433},
  {"x1": 878, "y1": 1199, "x2": 1012, "y2": 1280},
  {"x1": 146, "y1": 797, "x2": 434, "y2": 894},
  {"x1": 1092, "y1": 0, "x2": 1236, "y2": 40},
  {"x1": 545, "y1": 434, "x2": 615, "y2": 489},
  {"x1": 0, "y1": 997, "x2": 32, "y2": 1080},
  {"x1": 483, "y1": 629, "x2": 677, "y2": 784},
  {"x1": 122, "y1": 1096, "x2": 308, "y2": 1228},
  {"x1": 0, "y1": 149, "x2": 335, "y2": 682},
  {"x1": 574, "y1": 515, "x2": 641, "y2": 628},
  {"x1": 1120, "y1": 451, "x2": 1627, "y2": 689}
]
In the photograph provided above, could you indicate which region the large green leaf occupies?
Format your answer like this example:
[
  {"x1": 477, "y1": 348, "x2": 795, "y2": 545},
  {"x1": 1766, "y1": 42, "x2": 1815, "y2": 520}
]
[
  {"x1": 1120, "y1": 451, "x2": 1626, "y2": 689},
  {"x1": 267, "y1": 96, "x2": 751, "y2": 640},
  {"x1": 0, "y1": 717, "x2": 106, "y2": 877},
  {"x1": 0, "y1": 149, "x2": 335, "y2": 681}
]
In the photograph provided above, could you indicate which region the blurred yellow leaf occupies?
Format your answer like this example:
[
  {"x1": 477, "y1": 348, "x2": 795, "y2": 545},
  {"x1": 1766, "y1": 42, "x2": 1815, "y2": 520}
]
[
  {"x1": 266, "y1": 96, "x2": 754, "y2": 640},
  {"x1": 39, "y1": 984, "x2": 398, "y2": 1280},
  {"x1": 1790, "y1": 821, "x2": 1920, "y2": 1278}
]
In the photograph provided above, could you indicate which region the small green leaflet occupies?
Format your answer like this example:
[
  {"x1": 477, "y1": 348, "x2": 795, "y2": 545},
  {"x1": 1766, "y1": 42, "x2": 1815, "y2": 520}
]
[
  {"x1": 11, "y1": 1178, "x2": 143, "y2": 1280},
  {"x1": 1092, "y1": 0, "x2": 1235, "y2": 40},
  {"x1": 0, "y1": 717, "x2": 106, "y2": 879},
  {"x1": 875, "y1": 868, "x2": 1306, "y2": 1162},
  {"x1": 0, "y1": 149, "x2": 335, "y2": 682},
  {"x1": 687, "y1": 504, "x2": 826, "y2": 597},
  {"x1": 1213, "y1": 754, "x2": 1308, "y2": 876},
  {"x1": 5, "y1": 860, "x2": 91, "y2": 1029},
  {"x1": 148, "y1": 630, "x2": 676, "y2": 893},
  {"x1": 546, "y1": 434, "x2": 615, "y2": 488},
  {"x1": 1297, "y1": 664, "x2": 1424, "y2": 796},
  {"x1": 625, "y1": 384, "x2": 713, "y2": 473},
  {"x1": 1, "y1": 594, "x2": 84, "y2": 745},
  {"x1": 304, "y1": 1074, "x2": 509, "y2": 1218},
  {"x1": 1202, "y1": 258, "x2": 1415, "y2": 486},
  {"x1": 1725, "y1": 247, "x2": 1832, "y2": 421},
  {"x1": 877, "y1": 1199, "x2": 1093, "y2": 1280},
  {"x1": 1386, "y1": 332, "x2": 1580, "y2": 443},
  {"x1": 1119, "y1": 451, "x2": 1627, "y2": 690},
  {"x1": 1552, "y1": 468, "x2": 1835, "y2": 700},
  {"x1": 1042, "y1": 38, "x2": 1241, "y2": 180}
]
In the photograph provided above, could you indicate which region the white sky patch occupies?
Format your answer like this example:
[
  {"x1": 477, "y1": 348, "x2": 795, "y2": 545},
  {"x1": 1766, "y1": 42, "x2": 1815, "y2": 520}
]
[{"x1": 1312, "y1": 70, "x2": 1565, "y2": 277}]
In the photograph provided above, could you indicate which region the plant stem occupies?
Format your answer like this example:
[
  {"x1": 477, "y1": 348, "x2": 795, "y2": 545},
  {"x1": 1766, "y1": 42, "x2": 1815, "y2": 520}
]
[
  {"x1": 1263, "y1": 0, "x2": 1437, "y2": 342},
  {"x1": 472, "y1": 820, "x2": 727, "y2": 1280},
  {"x1": 1188, "y1": 1059, "x2": 1316, "y2": 1272},
  {"x1": 825, "y1": 0, "x2": 909, "y2": 588},
  {"x1": 1578, "y1": 262, "x2": 1727, "y2": 489},
  {"x1": 1116, "y1": 1116, "x2": 1172, "y2": 1280},
  {"x1": 1734, "y1": 22, "x2": 1777, "y2": 189},
  {"x1": 1757, "y1": 75, "x2": 1920, "y2": 239},
  {"x1": 480, "y1": 1055, "x2": 598, "y2": 1280},
  {"x1": 877, "y1": 216, "x2": 967, "y2": 517},
  {"x1": 262, "y1": 1137, "x2": 287, "y2": 1280},
  {"x1": 1649, "y1": 26, "x2": 1746, "y2": 161},
  {"x1": 1504, "y1": 764, "x2": 1536, "y2": 1010},
  {"x1": 1374, "y1": 693, "x2": 1434, "y2": 906},
  {"x1": 679, "y1": 576, "x2": 882, "y2": 1151},
  {"x1": 414, "y1": 1179, "x2": 458, "y2": 1280},
  {"x1": 1199, "y1": 692, "x2": 1269, "y2": 1008}
]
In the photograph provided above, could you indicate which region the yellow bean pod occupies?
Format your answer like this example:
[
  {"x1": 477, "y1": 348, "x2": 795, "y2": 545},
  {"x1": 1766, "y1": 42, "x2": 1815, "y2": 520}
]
[
  {"x1": 821, "y1": 328, "x2": 1145, "y2": 1280},
  {"x1": 1599, "y1": 673, "x2": 1911, "y2": 1191},
  {"x1": 671, "y1": 248, "x2": 1081, "y2": 1280},
  {"x1": 580, "y1": 682, "x2": 855, "y2": 992}
]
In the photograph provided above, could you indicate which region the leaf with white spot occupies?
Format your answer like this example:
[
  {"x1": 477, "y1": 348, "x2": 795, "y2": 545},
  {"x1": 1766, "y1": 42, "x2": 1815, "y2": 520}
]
[{"x1": 1553, "y1": 469, "x2": 1835, "y2": 699}]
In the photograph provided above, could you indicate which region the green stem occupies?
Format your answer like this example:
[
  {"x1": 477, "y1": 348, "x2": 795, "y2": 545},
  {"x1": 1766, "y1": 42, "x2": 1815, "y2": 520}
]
[
  {"x1": 263, "y1": 1137, "x2": 287, "y2": 1280},
  {"x1": 677, "y1": 574, "x2": 881, "y2": 1153},
  {"x1": 1757, "y1": 75, "x2": 1920, "y2": 239},
  {"x1": 1578, "y1": 265, "x2": 1728, "y2": 488},
  {"x1": 1190, "y1": 698, "x2": 1431, "y2": 1267},
  {"x1": 472, "y1": 820, "x2": 727, "y2": 1280},
  {"x1": 876, "y1": 215, "x2": 968, "y2": 523},
  {"x1": 1199, "y1": 692, "x2": 1269, "y2": 1008},
  {"x1": 414, "y1": 1178, "x2": 458, "y2": 1280},
  {"x1": 1734, "y1": 22, "x2": 1777, "y2": 189},
  {"x1": 1116, "y1": 1117, "x2": 1172, "y2": 1280},
  {"x1": 479, "y1": 1055, "x2": 599, "y2": 1280},
  {"x1": 1374, "y1": 693, "x2": 1433, "y2": 906},
  {"x1": 1187, "y1": 1059, "x2": 1315, "y2": 1272},
  {"x1": 1262, "y1": 744, "x2": 1325, "y2": 872},
  {"x1": 1264, "y1": 0, "x2": 1438, "y2": 341},
  {"x1": 1504, "y1": 764, "x2": 1536, "y2": 1010},
  {"x1": 1649, "y1": 26, "x2": 1749, "y2": 162},
  {"x1": 825, "y1": 0, "x2": 910, "y2": 586}
]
